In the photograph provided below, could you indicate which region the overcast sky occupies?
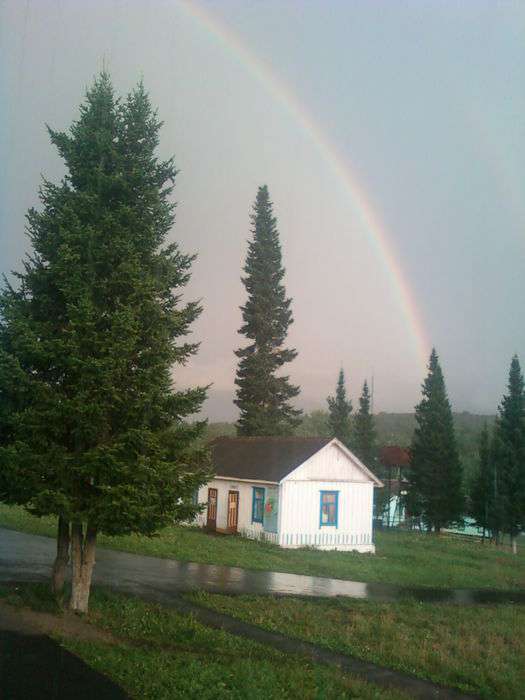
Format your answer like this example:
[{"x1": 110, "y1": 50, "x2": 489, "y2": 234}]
[{"x1": 1, "y1": 0, "x2": 524, "y2": 420}]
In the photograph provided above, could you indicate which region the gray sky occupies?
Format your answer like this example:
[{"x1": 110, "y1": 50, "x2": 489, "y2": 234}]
[{"x1": 1, "y1": 0, "x2": 524, "y2": 420}]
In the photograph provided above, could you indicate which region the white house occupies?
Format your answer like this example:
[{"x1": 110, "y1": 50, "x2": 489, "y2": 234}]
[{"x1": 195, "y1": 436, "x2": 383, "y2": 553}]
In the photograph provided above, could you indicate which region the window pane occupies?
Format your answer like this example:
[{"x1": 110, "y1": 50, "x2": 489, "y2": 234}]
[
  {"x1": 253, "y1": 488, "x2": 265, "y2": 522},
  {"x1": 320, "y1": 492, "x2": 337, "y2": 526}
]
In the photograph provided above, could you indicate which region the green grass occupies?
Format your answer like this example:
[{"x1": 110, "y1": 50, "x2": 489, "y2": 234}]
[
  {"x1": 1, "y1": 503, "x2": 524, "y2": 589},
  {"x1": 0, "y1": 584, "x2": 407, "y2": 700},
  {"x1": 189, "y1": 592, "x2": 525, "y2": 700}
]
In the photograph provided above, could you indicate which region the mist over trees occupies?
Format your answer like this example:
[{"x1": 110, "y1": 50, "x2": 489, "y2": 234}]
[
  {"x1": 0, "y1": 74, "x2": 209, "y2": 611},
  {"x1": 207, "y1": 410, "x2": 495, "y2": 479},
  {"x1": 234, "y1": 185, "x2": 301, "y2": 436}
]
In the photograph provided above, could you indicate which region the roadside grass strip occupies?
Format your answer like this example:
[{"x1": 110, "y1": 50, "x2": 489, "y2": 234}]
[
  {"x1": 0, "y1": 584, "x2": 408, "y2": 700},
  {"x1": 188, "y1": 592, "x2": 524, "y2": 700}
]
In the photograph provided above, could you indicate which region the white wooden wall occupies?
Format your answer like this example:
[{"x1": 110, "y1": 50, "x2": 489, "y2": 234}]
[{"x1": 195, "y1": 478, "x2": 266, "y2": 533}]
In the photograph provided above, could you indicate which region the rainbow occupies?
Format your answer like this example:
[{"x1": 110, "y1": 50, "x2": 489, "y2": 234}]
[{"x1": 179, "y1": 0, "x2": 430, "y2": 372}]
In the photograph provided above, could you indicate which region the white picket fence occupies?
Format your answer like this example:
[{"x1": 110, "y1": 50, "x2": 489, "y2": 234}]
[
  {"x1": 279, "y1": 531, "x2": 372, "y2": 547},
  {"x1": 239, "y1": 527, "x2": 279, "y2": 545},
  {"x1": 240, "y1": 528, "x2": 372, "y2": 548},
  {"x1": 191, "y1": 516, "x2": 372, "y2": 549}
]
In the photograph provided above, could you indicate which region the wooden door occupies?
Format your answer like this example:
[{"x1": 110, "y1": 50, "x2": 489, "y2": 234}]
[
  {"x1": 207, "y1": 488, "x2": 218, "y2": 531},
  {"x1": 227, "y1": 491, "x2": 239, "y2": 533}
]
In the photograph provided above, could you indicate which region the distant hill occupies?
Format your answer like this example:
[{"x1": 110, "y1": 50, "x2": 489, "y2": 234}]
[{"x1": 204, "y1": 411, "x2": 496, "y2": 482}]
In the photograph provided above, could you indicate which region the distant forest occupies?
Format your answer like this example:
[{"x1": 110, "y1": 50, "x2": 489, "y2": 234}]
[{"x1": 204, "y1": 412, "x2": 496, "y2": 483}]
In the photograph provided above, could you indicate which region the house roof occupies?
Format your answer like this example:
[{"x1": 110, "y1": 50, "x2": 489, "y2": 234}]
[
  {"x1": 209, "y1": 436, "x2": 332, "y2": 483},
  {"x1": 379, "y1": 445, "x2": 411, "y2": 468}
]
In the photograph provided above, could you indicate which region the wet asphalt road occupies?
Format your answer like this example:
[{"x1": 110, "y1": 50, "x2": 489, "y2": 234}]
[{"x1": 1, "y1": 527, "x2": 524, "y2": 605}]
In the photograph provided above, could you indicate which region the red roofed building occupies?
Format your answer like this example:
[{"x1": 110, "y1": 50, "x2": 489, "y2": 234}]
[
  {"x1": 377, "y1": 446, "x2": 410, "y2": 526},
  {"x1": 379, "y1": 446, "x2": 410, "y2": 469}
]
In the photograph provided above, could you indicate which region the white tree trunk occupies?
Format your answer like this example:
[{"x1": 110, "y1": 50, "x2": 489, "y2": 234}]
[
  {"x1": 51, "y1": 516, "x2": 70, "y2": 599},
  {"x1": 511, "y1": 535, "x2": 518, "y2": 555},
  {"x1": 69, "y1": 522, "x2": 97, "y2": 613}
]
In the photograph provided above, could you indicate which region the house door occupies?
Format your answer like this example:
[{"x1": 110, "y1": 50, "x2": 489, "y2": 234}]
[
  {"x1": 227, "y1": 491, "x2": 239, "y2": 533},
  {"x1": 206, "y1": 488, "x2": 218, "y2": 531}
]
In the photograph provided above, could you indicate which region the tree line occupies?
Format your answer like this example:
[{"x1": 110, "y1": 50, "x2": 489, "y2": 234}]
[{"x1": 404, "y1": 350, "x2": 524, "y2": 551}]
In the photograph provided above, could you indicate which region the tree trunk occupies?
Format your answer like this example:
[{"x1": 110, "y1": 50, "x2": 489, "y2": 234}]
[
  {"x1": 51, "y1": 516, "x2": 70, "y2": 599},
  {"x1": 511, "y1": 535, "x2": 518, "y2": 555},
  {"x1": 69, "y1": 522, "x2": 97, "y2": 613}
]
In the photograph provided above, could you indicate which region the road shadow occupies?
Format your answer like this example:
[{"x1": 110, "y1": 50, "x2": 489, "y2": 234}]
[{"x1": 0, "y1": 630, "x2": 129, "y2": 700}]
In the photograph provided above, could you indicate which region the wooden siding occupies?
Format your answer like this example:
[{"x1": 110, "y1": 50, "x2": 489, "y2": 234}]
[
  {"x1": 196, "y1": 479, "x2": 267, "y2": 533},
  {"x1": 280, "y1": 480, "x2": 373, "y2": 533},
  {"x1": 285, "y1": 441, "x2": 370, "y2": 483}
]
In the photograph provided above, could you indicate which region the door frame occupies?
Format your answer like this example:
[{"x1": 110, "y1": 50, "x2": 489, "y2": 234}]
[
  {"x1": 227, "y1": 490, "x2": 239, "y2": 533},
  {"x1": 206, "y1": 487, "x2": 218, "y2": 531}
]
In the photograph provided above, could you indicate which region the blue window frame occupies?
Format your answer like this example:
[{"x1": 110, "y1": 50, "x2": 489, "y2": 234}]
[
  {"x1": 319, "y1": 491, "x2": 339, "y2": 527},
  {"x1": 252, "y1": 487, "x2": 265, "y2": 523}
]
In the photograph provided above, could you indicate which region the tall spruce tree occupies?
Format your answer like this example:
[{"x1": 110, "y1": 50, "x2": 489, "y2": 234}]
[
  {"x1": 407, "y1": 349, "x2": 464, "y2": 532},
  {"x1": 234, "y1": 186, "x2": 301, "y2": 436},
  {"x1": 353, "y1": 380, "x2": 376, "y2": 466},
  {"x1": 0, "y1": 74, "x2": 209, "y2": 612},
  {"x1": 326, "y1": 369, "x2": 352, "y2": 447},
  {"x1": 470, "y1": 424, "x2": 497, "y2": 538},
  {"x1": 492, "y1": 355, "x2": 525, "y2": 553}
]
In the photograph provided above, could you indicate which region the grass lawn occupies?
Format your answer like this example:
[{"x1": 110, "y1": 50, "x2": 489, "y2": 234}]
[
  {"x1": 0, "y1": 584, "x2": 407, "y2": 700},
  {"x1": 1, "y1": 503, "x2": 524, "y2": 590},
  {"x1": 188, "y1": 592, "x2": 525, "y2": 700}
]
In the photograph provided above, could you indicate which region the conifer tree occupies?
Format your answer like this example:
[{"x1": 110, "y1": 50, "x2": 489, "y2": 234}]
[
  {"x1": 353, "y1": 380, "x2": 376, "y2": 466},
  {"x1": 234, "y1": 186, "x2": 301, "y2": 436},
  {"x1": 492, "y1": 355, "x2": 525, "y2": 553},
  {"x1": 470, "y1": 424, "x2": 497, "y2": 538},
  {"x1": 0, "y1": 74, "x2": 209, "y2": 612},
  {"x1": 407, "y1": 349, "x2": 464, "y2": 532},
  {"x1": 326, "y1": 369, "x2": 352, "y2": 447}
]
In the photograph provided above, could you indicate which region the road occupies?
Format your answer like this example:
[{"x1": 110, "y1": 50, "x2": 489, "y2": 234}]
[{"x1": 1, "y1": 527, "x2": 524, "y2": 604}]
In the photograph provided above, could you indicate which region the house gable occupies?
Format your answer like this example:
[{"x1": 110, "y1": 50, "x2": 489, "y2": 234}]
[{"x1": 283, "y1": 439, "x2": 383, "y2": 486}]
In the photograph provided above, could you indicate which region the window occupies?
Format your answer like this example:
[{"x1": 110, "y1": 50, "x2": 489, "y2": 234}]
[
  {"x1": 320, "y1": 491, "x2": 339, "y2": 527},
  {"x1": 252, "y1": 487, "x2": 265, "y2": 523}
]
